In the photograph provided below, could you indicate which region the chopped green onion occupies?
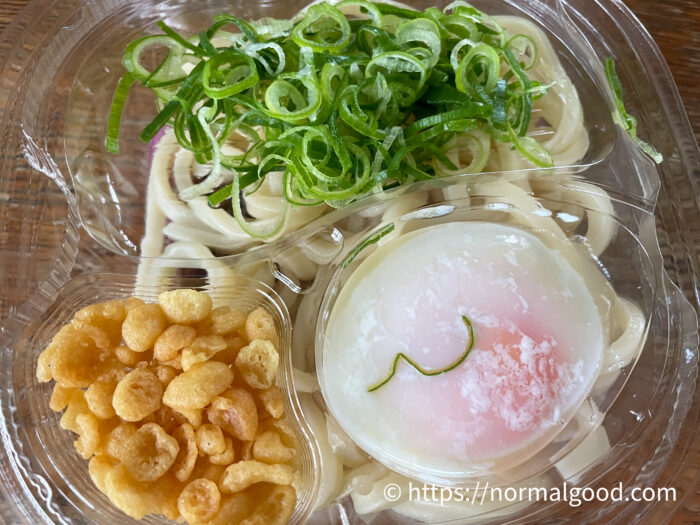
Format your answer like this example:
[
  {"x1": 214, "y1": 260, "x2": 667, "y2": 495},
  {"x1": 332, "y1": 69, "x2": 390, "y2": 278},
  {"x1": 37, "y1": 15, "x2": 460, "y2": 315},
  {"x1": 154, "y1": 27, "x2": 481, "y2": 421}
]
[
  {"x1": 371, "y1": 2, "x2": 421, "y2": 20},
  {"x1": 365, "y1": 51, "x2": 427, "y2": 94},
  {"x1": 396, "y1": 17, "x2": 442, "y2": 68},
  {"x1": 157, "y1": 21, "x2": 206, "y2": 57},
  {"x1": 292, "y1": 4, "x2": 352, "y2": 53},
  {"x1": 122, "y1": 36, "x2": 186, "y2": 84},
  {"x1": 210, "y1": 15, "x2": 260, "y2": 44},
  {"x1": 506, "y1": 34, "x2": 536, "y2": 70},
  {"x1": 105, "y1": 73, "x2": 136, "y2": 154},
  {"x1": 604, "y1": 57, "x2": 662, "y2": 164},
  {"x1": 244, "y1": 42, "x2": 286, "y2": 77},
  {"x1": 455, "y1": 43, "x2": 500, "y2": 96},
  {"x1": 202, "y1": 51, "x2": 259, "y2": 99},
  {"x1": 509, "y1": 127, "x2": 553, "y2": 168},
  {"x1": 207, "y1": 169, "x2": 260, "y2": 206},
  {"x1": 108, "y1": 2, "x2": 561, "y2": 214},
  {"x1": 264, "y1": 76, "x2": 322, "y2": 122},
  {"x1": 337, "y1": 0, "x2": 384, "y2": 28}
]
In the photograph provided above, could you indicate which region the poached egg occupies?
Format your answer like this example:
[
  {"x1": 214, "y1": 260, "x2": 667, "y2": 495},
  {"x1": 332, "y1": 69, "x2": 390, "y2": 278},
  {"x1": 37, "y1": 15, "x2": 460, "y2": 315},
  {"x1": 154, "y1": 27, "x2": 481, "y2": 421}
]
[{"x1": 320, "y1": 222, "x2": 605, "y2": 481}]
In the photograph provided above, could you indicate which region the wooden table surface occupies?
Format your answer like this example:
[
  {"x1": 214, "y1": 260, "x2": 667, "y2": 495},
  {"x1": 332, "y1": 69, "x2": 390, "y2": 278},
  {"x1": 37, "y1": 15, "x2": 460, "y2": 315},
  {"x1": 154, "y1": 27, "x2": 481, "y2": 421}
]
[{"x1": 0, "y1": 0, "x2": 696, "y2": 524}]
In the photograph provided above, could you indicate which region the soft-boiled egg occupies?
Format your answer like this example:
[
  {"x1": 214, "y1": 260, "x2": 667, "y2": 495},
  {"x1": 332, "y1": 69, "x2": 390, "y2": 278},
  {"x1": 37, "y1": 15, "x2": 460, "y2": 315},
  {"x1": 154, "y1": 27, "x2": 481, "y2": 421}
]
[{"x1": 320, "y1": 221, "x2": 605, "y2": 481}]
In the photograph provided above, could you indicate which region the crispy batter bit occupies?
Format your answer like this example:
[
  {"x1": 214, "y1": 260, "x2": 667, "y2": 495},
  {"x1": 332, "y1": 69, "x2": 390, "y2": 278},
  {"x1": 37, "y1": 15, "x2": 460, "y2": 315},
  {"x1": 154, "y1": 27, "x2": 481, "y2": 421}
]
[{"x1": 37, "y1": 290, "x2": 296, "y2": 524}]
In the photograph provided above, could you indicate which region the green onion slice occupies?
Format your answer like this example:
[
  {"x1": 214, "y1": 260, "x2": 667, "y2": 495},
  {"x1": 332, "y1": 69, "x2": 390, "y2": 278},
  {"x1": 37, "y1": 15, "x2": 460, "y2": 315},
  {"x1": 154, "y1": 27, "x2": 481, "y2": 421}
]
[
  {"x1": 264, "y1": 75, "x2": 322, "y2": 122},
  {"x1": 202, "y1": 51, "x2": 259, "y2": 99},
  {"x1": 244, "y1": 42, "x2": 286, "y2": 77},
  {"x1": 123, "y1": 35, "x2": 186, "y2": 84},
  {"x1": 293, "y1": 4, "x2": 352, "y2": 53},
  {"x1": 106, "y1": 73, "x2": 136, "y2": 154},
  {"x1": 604, "y1": 57, "x2": 662, "y2": 164},
  {"x1": 366, "y1": 51, "x2": 427, "y2": 105},
  {"x1": 455, "y1": 43, "x2": 500, "y2": 96},
  {"x1": 396, "y1": 18, "x2": 442, "y2": 69},
  {"x1": 337, "y1": 0, "x2": 384, "y2": 27},
  {"x1": 506, "y1": 34, "x2": 537, "y2": 70},
  {"x1": 509, "y1": 125, "x2": 553, "y2": 168}
]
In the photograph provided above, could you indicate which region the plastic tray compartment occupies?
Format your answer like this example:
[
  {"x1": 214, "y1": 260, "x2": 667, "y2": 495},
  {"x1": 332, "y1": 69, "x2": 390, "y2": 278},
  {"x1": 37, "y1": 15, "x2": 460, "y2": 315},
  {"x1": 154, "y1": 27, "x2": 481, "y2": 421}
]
[
  {"x1": 3, "y1": 274, "x2": 320, "y2": 525},
  {"x1": 262, "y1": 177, "x2": 695, "y2": 524}
]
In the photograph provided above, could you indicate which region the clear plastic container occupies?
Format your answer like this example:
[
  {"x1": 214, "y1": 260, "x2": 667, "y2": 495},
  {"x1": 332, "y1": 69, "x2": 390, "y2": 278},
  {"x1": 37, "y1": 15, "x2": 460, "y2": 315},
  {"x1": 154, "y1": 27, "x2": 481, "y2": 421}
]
[
  {"x1": 0, "y1": 0, "x2": 698, "y2": 524},
  {"x1": 8, "y1": 274, "x2": 319, "y2": 524}
]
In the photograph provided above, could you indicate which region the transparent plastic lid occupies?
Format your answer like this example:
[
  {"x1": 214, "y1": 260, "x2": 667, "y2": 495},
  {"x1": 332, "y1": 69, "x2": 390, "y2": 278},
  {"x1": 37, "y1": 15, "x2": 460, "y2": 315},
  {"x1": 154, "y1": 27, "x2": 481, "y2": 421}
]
[{"x1": 0, "y1": 0, "x2": 697, "y2": 524}]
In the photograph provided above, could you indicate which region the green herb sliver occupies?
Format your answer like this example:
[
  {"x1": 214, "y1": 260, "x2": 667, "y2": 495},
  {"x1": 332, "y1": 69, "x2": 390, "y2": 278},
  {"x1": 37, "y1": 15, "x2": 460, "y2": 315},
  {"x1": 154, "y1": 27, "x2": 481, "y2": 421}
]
[
  {"x1": 604, "y1": 57, "x2": 662, "y2": 164},
  {"x1": 367, "y1": 314, "x2": 475, "y2": 392},
  {"x1": 342, "y1": 222, "x2": 395, "y2": 268}
]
